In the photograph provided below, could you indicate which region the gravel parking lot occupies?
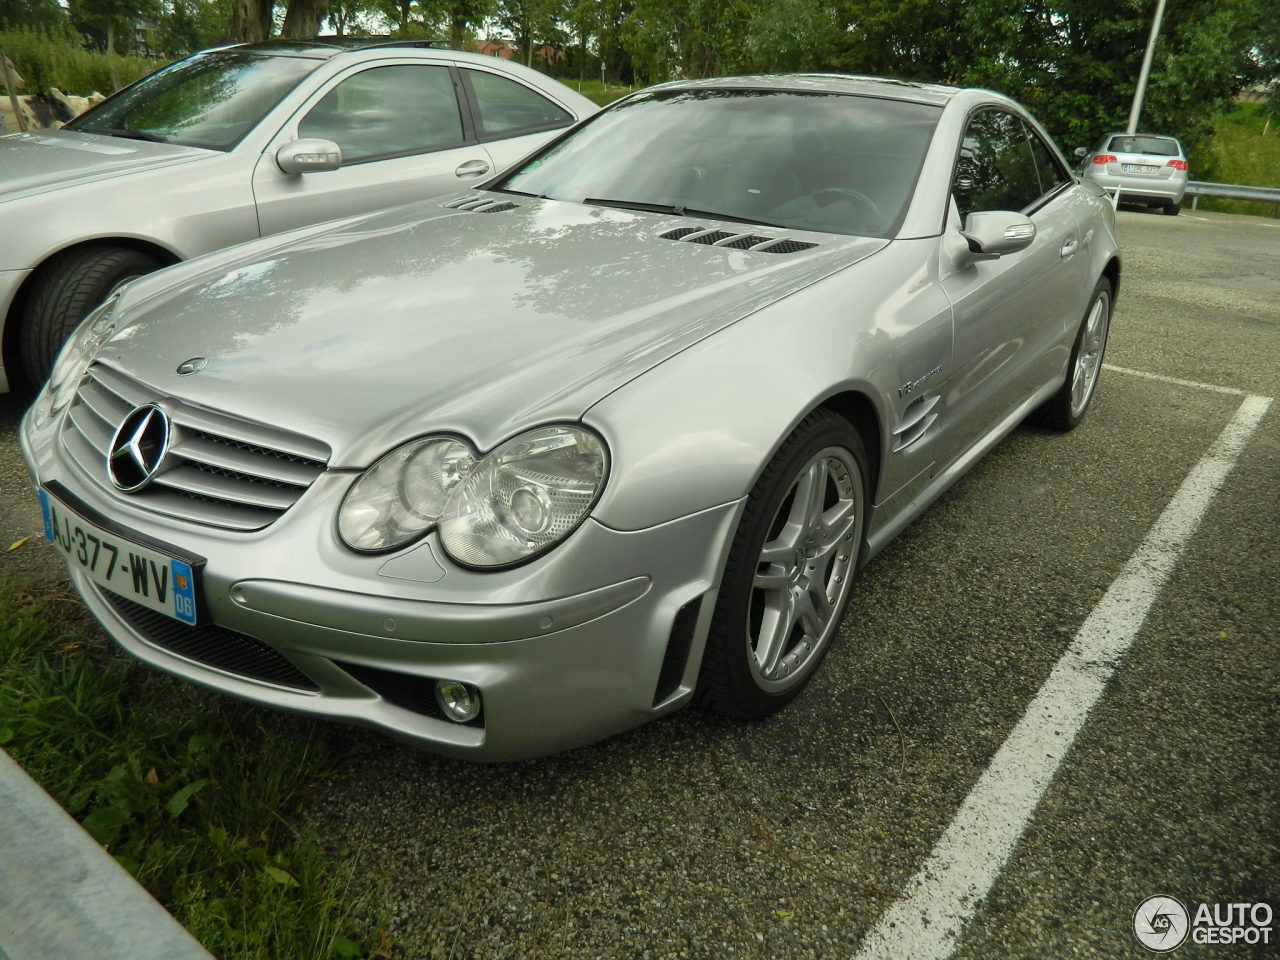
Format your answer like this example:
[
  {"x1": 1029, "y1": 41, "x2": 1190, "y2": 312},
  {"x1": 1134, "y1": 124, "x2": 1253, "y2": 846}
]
[{"x1": 1, "y1": 207, "x2": 1276, "y2": 959}]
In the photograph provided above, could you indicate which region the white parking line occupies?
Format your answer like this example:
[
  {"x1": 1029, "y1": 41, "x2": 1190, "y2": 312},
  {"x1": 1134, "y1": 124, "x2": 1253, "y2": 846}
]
[
  {"x1": 852, "y1": 389, "x2": 1273, "y2": 960},
  {"x1": 1103, "y1": 363, "x2": 1246, "y2": 396}
]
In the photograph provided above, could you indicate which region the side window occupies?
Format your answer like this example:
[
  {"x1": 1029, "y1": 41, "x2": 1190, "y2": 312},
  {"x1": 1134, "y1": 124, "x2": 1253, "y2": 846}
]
[
  {"x1": 461, "y1": 69, "x2": 571, "y2": 138},
  {"x1": 1023, "y1": 122, "x2": 1071, "y2": 196},
  {"x1": 298, "y1": 64, "x2": 464, "y2": 164},
  {"x1": 952, "y1": 109, "x2": 1042, "y2": 219}
]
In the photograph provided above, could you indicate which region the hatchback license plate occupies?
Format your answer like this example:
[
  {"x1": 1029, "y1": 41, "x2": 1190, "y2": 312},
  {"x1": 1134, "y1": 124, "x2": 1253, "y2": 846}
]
[
  {"x1": 1121, "y1": 163, "x2": 1160, "y2": 175},
  {"x1": 39, "y1": 489, "x2": 198, "y2": 624}
]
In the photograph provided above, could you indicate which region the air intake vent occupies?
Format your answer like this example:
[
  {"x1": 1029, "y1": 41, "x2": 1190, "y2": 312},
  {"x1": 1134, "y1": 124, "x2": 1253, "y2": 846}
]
[
  {"x1": 442, "y1": 195, "x2": 519, "y2": 213},
  {"x1": 653, "y1": 596, "x2": 702, "y2": 706},
  {"x1": 757, "y1": 239, "x2": 819, "y2": 254},
  {"x1": 722, "y1": 234, "x2": 775, "y2": 249},
  {"x1": 659, "y1": 227, "x2": 818, "y2": 254},
  {"x1": 97, "y1": 587, "x2": 318, "y2": 692},
  {"x1": 61, "y1": 364, "x2": 330, "y2": 532},
  {"x1": 661, "y1": 227, "x2": 703, "y2": 241}
]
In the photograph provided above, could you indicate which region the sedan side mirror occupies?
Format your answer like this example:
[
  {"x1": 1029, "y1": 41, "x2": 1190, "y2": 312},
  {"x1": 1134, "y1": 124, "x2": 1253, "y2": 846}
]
[
  {"x1": 276, "y1": 139, "x2": 342, "y2": 175},
  {"x1": 961, "y1": 211, "x2": 1036, "y2": 261},
  {"x1": 1073, "y1": 146, "x2": 1088, "y2": 158}
]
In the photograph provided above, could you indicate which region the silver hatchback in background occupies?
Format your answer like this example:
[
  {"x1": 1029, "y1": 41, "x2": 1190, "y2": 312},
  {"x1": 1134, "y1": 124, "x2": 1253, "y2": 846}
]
[{"x1": 1077, "y1": 132, "x2": 1189, "y2": 215}]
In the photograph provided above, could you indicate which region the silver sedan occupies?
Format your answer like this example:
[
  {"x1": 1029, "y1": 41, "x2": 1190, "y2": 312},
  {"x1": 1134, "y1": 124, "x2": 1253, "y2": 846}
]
[
  {"x1": 20, "y1": 74, "x2": 1120, "y2": 761},
  {"x1": 0, "y1": 37, "x2": 596, "y2": 390}
]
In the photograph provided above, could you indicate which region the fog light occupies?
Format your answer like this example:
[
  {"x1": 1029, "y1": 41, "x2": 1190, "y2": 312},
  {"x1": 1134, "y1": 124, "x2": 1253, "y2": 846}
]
[{"x1": 434, "y1": 680, "x2": 481, "y2": 722}]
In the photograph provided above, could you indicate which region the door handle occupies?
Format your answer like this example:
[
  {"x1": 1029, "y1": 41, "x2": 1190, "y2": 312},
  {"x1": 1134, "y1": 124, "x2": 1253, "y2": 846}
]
[
  {"x1": 454, "y1": 159, "x2": 490, "y2": 179},
  {"x1": 1060, "y1": 238, "x2": 1079, "y2": 258}
]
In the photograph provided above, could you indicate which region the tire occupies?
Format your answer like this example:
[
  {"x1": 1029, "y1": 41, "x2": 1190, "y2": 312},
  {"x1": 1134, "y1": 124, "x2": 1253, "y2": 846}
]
[
  {"x1": 19, "y1": 245, "x2": 160, "y2": 386},
  {"x1": 699, "y1": 410, "x2": 868, "y2": 719},
  {"x1": 1041, "y1": 276, "x2": 1112, "y2": 431},
  {"x1": 1163, "y1": 201, "x2": 1181, "y2": 216}
]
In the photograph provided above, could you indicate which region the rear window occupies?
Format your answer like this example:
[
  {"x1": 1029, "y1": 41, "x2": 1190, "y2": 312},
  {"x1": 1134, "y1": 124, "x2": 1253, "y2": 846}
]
[{"x1": 1106, "y1": 135, "x2": 1180, "y2": 157}]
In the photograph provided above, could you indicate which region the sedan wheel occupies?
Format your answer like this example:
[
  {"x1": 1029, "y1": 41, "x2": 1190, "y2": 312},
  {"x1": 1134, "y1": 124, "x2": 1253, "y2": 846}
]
[
  {"x1": 700, "y1": 410, "x2": 867, "y2": 718},
  {"x1": 1041, "y1": 276, "x2": 1112, "y2": 431}
]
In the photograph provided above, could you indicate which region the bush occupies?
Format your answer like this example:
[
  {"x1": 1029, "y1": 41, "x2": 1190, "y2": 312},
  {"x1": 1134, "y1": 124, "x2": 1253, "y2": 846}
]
[
  {"x1": 0, "y1": 27, "x2": 163, "y2": 95},
  {"x1": 1196, "y1": 102, "x2": 1280, "y2": 219}
]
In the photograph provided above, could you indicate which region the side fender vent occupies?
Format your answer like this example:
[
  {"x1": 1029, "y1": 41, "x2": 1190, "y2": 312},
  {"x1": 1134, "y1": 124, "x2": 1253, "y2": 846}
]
[
  {"x1": 892, "y1": 393, "x2": 941, "y2": 452},
  {"x1": 659, "y1": 227, "x2": 819, "y2": 254}
]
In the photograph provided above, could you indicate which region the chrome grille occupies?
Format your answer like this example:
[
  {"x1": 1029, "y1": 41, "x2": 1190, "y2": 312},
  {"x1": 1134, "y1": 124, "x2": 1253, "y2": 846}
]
[{"x1": 60, "y1": 364, "x2": 330, "y2": 531}]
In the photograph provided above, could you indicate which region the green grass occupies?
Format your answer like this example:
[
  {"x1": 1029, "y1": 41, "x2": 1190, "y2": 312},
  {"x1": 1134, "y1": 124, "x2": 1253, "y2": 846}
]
[
  {"x1": 557, "y1": 77, "x2": 634, "y2": 107},
  {"x1": 0, "y1": 579, "x2": 379, "y2": 960},
  {"x1": 1195, "y1": 102, "x2": 1280, "y2": 218}
]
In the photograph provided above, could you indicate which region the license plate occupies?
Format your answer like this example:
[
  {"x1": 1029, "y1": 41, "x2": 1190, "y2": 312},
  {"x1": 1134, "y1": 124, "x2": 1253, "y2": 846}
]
[
  {"x1": 39, "y1": 489, "x2": 198, "y2": 624},
  {"x1": 1121, "y1": 163, "x2": 1160, "y2": 175}
]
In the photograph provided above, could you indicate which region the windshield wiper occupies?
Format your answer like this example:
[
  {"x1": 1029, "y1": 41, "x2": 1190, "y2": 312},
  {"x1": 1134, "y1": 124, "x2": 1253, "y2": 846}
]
[
  {"x1": 583, "y1": 197, "x2": 782, "y2": 228},
  {"x1": 100, "y1": 127, "x2": 168, "y2": 143}
]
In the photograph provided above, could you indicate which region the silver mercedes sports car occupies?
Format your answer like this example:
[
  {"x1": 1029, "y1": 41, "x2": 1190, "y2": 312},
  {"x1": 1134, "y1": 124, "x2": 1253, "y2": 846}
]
[{"x1": 21, "y1": 74, "x2": 1120, "y2": 761}]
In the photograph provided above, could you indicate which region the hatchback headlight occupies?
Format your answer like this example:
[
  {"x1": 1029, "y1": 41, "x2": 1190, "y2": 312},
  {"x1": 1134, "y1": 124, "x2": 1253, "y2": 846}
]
[
  {"x1": 337, "y1": 425, "x2": 608, "y2": 566},
  {"x1": 33, "y1": 296, "x2": 119, "y2": 428}
]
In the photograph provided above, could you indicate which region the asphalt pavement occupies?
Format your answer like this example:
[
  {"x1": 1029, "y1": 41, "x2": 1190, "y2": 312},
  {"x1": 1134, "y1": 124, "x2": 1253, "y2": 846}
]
[{"x1": 0, "y1": 207, "x2": 1275, "y2": 959}]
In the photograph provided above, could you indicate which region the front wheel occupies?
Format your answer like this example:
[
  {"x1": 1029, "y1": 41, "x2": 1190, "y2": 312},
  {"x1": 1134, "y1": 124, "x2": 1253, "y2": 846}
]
[
  {"x1": 699, "y1": 410, "x2": 868, "y2": 719},
  {"x1": 1040, "y1": 276, "x2": 1112, "y2": 431},
  {"x1": 20, "y1": 244, "x2": 160, "y2": 386}
]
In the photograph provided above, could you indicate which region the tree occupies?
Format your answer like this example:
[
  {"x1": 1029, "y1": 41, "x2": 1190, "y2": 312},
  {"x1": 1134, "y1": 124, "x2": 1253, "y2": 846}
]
[
  {"x1": 225, "y1": 0, "x2": 272, "y2": 41},
  {"x1": 280, "y1": 0, "x2": 326, "y2": 36}
]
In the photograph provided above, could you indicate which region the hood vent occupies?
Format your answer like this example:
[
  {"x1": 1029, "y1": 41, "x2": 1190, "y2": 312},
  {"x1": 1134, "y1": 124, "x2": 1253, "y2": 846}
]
[
  {"x1": 442, "y1": 195, "x2": 519, "y2": 213},
  {"x1": 659, "y1": 227, "x2": 817, "y2": 254}
]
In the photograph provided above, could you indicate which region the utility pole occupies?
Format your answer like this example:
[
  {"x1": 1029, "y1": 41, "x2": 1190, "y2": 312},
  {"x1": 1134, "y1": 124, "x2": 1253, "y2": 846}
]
[{"x1": 1126, "y1": 0, "x2": 1169, "y2": 134}]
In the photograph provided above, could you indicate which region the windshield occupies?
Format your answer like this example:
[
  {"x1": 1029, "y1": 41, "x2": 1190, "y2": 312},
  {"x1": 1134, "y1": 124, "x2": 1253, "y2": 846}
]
[
  {"x1": 1105, "y1": 135, "x2": 1180, "y2": 157},
  {"x1": 69, "y1": 52, "x2": 318, "y2": 151},
  {"x1": 497, "y1": 89, "x2": 942, "y2": 239}
]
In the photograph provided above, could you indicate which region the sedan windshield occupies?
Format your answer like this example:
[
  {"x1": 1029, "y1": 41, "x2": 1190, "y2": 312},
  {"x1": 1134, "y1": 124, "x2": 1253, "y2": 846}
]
[
  {"x1": 497, "y1": 89, "x2": 942, "y2": 239},
  {"x1": 69, "y1": 52, "x2": 318, "y2": 151}
]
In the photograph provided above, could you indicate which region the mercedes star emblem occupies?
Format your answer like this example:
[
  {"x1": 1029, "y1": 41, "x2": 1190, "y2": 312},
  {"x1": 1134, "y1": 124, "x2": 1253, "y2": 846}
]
[{"x1": 107, "y1": 404, "x2": 171, "y2": 492}]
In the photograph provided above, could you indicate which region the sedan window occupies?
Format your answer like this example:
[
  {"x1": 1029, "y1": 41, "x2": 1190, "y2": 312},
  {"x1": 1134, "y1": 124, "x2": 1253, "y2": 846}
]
[
  {"x1": 461, "y1": 69, "x2": 572, "y2": 139},
  {"x1": 1023, "y1": 122, "x2": 1072, "y2": 196},
  {"x1": 497, "y1": 90, "x2": 941, "y2": 239},
  {"x1": 298, "y1": 64, "x2": 465, "y2": 163},
  {"x1": 952, "y1": 109, "x2": 1042, "y2": 218},
  {"x1": 68, "y1": 52, "x2": 317, "y2": 151}
]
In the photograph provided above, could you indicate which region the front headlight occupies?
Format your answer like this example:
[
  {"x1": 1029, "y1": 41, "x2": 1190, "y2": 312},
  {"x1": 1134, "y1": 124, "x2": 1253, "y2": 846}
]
[
  {"x1": 33, "y1": 296, "x2": 119, "y2": 428},
  {"x1": 337, "y1": 425, "x2": 608, "y2": 567}
]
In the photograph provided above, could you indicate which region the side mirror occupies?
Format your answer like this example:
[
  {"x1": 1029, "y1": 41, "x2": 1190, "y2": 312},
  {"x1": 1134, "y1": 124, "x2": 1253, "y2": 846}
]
[
  {"x1": 276, "y1": 138, "x2": 342, "y2": 175},
  {"x1": 961, "y1": 211, "x2": 1036, "y2": 261},
  {"x1": 1073, "y1": 146, "x2": 1088, "y2": 158}
]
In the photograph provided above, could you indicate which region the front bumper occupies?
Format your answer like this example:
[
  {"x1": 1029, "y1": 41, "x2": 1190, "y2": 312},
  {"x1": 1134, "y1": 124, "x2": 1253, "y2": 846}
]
[{"x1": 21, "y1": 405, "x2": 742, "y2": 761}]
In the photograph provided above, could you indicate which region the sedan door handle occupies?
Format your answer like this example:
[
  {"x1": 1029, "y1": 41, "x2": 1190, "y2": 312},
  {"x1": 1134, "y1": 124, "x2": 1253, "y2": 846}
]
[
  {"x1": 1060, "y1": 238, "x2": 1079, "y2": 258},
  {"x1": 454, "y1": 159, "x2": 490, "y2": 179}
]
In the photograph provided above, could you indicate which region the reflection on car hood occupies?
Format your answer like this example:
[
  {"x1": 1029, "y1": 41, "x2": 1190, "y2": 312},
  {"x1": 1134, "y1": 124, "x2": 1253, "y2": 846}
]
[
  {"x1": 0, "y1": 130, "x2": 208, "y2": 203},
  {"x1": 101, "y1": 196, "x2": 888, "y2": 466}
]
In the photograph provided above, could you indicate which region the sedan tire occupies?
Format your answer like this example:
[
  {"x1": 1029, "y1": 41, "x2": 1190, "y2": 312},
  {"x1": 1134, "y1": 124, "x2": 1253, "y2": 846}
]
[
  {"x1": 700, "y1": 410, "x2": 868, "y2": 719},
  {"x1": 1041, "y1": 276, "x2": 1112, "y2": 431},
  {"x1": 1163, "y1": 201, "x2": 1181, "y2": 216},
  {"x1": 20, "y1": 244, "x2": 160, "y2": 386}
]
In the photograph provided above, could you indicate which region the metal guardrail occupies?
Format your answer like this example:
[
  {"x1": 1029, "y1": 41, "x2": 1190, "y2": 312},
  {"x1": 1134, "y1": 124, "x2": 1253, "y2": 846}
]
[{"x1": 1186, "y1": 179, "x2": 1280, "y2": 213}]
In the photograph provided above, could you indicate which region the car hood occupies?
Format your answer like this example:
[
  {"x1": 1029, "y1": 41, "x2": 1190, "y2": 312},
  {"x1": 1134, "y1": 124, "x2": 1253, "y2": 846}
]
[
  {"x1": 0, "y1": 130, "x2": 209, "y2": 203},
  {"x1": 101, "y1": 196, "x2": 888, "y2": 466}
]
